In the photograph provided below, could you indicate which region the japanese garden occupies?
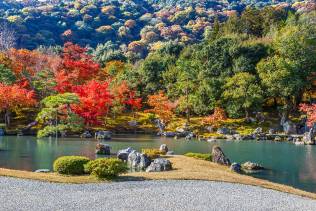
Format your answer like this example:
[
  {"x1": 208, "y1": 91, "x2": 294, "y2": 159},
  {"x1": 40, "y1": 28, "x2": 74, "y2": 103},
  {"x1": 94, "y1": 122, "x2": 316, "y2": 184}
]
[{"x1": 0, "y1": 0, "x2": 316, "y2": 210}]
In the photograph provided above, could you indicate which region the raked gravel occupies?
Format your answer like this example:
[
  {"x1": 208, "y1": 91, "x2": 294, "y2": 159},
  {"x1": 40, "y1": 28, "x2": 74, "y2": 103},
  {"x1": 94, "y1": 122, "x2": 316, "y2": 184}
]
[{"x1": 0, "y1": 176, "x2": 315, "y2": 211}]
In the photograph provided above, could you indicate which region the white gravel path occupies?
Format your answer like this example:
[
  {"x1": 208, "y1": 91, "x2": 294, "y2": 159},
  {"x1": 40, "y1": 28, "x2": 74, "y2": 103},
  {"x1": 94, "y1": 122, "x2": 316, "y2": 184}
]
[{"x1": 0, "y1": 177, "x2": 315, "y2": 211}]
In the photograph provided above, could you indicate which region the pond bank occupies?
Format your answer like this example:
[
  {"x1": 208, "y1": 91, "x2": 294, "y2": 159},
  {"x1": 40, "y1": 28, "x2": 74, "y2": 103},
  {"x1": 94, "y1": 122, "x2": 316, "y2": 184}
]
[{"x1": 1, "y1": 155, "x2": 316, "y2": 200}]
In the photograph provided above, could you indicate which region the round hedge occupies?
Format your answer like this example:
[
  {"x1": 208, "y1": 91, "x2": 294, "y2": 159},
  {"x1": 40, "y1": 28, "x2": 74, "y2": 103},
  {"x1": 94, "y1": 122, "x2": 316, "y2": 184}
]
[
  {"x1": 84, "y1": 158, "x2": 127, "y2": 179},
  {"x1": 53, "y1": 156, "x2": 90, "y2": 175}
]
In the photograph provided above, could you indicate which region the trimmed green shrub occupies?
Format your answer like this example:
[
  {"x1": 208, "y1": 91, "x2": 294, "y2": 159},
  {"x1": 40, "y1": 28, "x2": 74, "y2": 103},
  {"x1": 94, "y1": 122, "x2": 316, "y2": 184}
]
[
  {"x1": 84, "y1": 158, "x2": 127, "y2": 179},
  {"x1": 184, "y1": 152, "x2": 212, "y2": 161},
  {"x1": 141, "y1": 148, "x2": 165, "y2": 160},
  {"x1": 53, "y1": 156, "x2": 90, "y2": 175}
]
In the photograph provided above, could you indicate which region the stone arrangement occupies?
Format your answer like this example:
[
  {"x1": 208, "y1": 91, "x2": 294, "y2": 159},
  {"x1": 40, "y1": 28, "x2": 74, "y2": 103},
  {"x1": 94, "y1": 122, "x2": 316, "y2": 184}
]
[
  {"x1": 211, "y1": 146, "x2": 231, "y2": 166},
  {"x1": 117, "y1": 145, "x2": 173, "y2": 172},
  {"x1": 95, "y1": 143, "x2": 111, "y2": 155}
]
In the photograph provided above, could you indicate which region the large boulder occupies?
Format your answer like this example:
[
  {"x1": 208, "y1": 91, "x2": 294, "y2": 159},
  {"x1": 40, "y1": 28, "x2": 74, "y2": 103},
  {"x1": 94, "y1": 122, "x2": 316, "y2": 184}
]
[
  {"x1": 241, "y1": 161, "x2": 264, "y2": 170},
  {"x1": 95, "y1": 143, "x2": 111, "y2": 155},
  {"x1": 230, "y1": 163, "x2": 242, "y2": 173},
  {"x1": 211, "y1": 146, "x2": 231, "y2": 166},
  {"x1": 282, "y1": 121, "x2": 296, "y2": 135},
  {"x1": 146, "y1": 158, "x2": 172, "y2": 172},
  {"x1": 303, "y1": 124, "x2": 316, "y2": 145},
  {"x1": 128, "y1": 151, "x2": 151, "y2": 170},
  {"x1": 117, "y1": 147, "x2": 134, "y2": 161},
  {"x1": 159, "y1": 144, "x2": 168, "y2": 153}
]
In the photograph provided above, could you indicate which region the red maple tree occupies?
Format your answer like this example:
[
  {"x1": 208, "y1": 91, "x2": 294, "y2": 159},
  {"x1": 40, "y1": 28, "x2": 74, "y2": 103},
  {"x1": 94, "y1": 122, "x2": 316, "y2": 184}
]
[
  {"x1": 55, "y1": 42, "x2": 100, "y2": 93},
  {"x1": 72, "y1": 80, "x2": 112, "y2": 125},
  {"x1": 300, "y1": 103, "x2": 316, "y2": 127}
]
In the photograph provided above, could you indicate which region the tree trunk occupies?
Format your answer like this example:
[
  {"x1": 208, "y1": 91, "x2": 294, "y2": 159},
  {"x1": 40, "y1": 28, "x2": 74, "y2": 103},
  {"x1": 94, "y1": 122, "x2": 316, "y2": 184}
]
[
  {"x1": 185, "y1": 78, "x2": 190, "y2": 124},
  {"x1": 245, "y1": 109, "x2": 250, "y2": 122},
  {"x1": 4, "y1": 109, "x2": 10, "y2": 128}
]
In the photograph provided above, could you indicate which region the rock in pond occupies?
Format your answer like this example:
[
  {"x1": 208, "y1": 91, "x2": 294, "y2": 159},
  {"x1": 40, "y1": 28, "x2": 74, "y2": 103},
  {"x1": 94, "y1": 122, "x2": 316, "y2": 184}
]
[
  {"x1": 211, "y1": 146, "x2": 231, "y2": 166},
  {"x1": 185, "y1": 132, "x2": 194, "y2": 140},
  {"x1": 230, "y1": 163, "x2": 242, "y2": 173},
  {"x1": 117, "y1": 147, "x2": 134, "y2": 161},
  {"x1": 128, "y1": 151, "x2": 151, "y2": 170},
  {"x1": 95, "y1": 131, "x2": 112, "y2": 140},
  {"x1": 241, "y1": 161, "x2": 264, "y2": 170},
  {"x1": 95, "y1": 143, "x2": 111, "y2": 155},
  {"x1": 146, "y1": 158, "x2": 172, "y2": 172},
  {"x1": 81, "y1": 131, "x2": 92, "y2": 138},
  {"x1": 35, "y1": 169, "x2": 50, "y2": 173},
  {"x1": 159, "y1": 144, "x2": 168, "y2": 153}
]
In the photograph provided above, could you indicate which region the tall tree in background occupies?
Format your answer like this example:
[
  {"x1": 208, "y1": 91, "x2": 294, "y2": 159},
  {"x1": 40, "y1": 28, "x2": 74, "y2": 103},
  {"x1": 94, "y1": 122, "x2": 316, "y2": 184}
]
[{"x1": 222, "y1": 72, "x2": 263, "y2": 118}]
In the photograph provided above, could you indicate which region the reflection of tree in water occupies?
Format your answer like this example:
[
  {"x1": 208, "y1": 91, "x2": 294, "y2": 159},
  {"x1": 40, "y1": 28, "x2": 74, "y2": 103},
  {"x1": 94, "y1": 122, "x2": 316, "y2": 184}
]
[{"x1": 299, "y1": 146, "x2": 316, "y2": 186}]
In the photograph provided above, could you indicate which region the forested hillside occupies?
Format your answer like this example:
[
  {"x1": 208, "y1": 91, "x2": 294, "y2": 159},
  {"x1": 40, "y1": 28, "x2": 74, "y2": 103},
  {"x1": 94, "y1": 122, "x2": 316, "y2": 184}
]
[{"x1": 0, "y1": 0, "x2": 315, "y2": 60}]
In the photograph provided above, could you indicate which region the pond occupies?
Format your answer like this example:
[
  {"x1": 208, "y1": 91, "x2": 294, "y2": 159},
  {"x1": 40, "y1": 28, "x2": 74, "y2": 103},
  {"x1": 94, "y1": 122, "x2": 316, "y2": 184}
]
[{"x1": 1, "y1": 135, "x2": 316, "y2": 193}]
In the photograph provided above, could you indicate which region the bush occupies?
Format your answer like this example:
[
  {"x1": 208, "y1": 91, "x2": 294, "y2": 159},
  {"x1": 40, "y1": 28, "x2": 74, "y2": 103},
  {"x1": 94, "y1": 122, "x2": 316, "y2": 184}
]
[
  {"x1": 184, "y1": 152, "x2": 212, "y2": 161},
  {"x1": 141, "y1": 148, "x2": 165, "y2": 159},
  {"x1": 84, "y1": 158, "x2": 127, "y2": 179},
  {"x1": 53, "y1": 156, "x2": 90, "y2": 175}
]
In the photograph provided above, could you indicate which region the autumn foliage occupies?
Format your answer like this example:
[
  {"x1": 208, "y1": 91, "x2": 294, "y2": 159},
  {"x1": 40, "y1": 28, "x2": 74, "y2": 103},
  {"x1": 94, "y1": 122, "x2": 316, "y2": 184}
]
[
  {"x1": 55, "y1": 42, "x2": 100, "y2": 93},
  {"x1": 146, "y1": 91, "x2": 176, "y2": 122},
  {"x1": 0, "y1": 83, "x2": 37, "y2": 126},
  {"x1": 72, "y1": 80, "x2": 112, "y2": 126},
  {"x1": 203, "y1": 107, "x2": 227, "y2": 126},
  {"x1": 300, "y1": 103, "x2": 316, "y2": 127}
]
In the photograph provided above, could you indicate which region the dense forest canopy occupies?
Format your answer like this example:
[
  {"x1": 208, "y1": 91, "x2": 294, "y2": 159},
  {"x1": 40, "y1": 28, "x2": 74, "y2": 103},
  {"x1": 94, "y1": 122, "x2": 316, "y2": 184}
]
[
  {"x1": 0, "y1": 0, "x2": 315, "y2": 55},
  {"x1": 0, "y1": 1, "x2": 315, "y2": 136}
]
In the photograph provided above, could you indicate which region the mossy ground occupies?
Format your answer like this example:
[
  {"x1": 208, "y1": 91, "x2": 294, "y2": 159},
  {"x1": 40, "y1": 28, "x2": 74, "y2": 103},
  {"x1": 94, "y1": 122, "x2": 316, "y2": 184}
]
[{"x1": 97, "y1": 112, "x2": 282, "y2": 137}]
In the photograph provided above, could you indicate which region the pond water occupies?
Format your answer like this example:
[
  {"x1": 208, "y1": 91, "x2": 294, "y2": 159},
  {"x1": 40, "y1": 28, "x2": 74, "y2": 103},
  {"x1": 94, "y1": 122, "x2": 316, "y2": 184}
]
[{"x1": 1, "y1": 135, "x2": 316, "y2": 193}]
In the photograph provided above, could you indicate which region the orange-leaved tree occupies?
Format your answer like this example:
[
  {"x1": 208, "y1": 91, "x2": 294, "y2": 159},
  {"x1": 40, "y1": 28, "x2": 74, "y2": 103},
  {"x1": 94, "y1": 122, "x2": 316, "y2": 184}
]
[
  {"x1": 146, "y1": 91, "x2": 176, "y2": 123},
  {"x1": 203, "y1": 107, "x2": 227, "y2": 127}
]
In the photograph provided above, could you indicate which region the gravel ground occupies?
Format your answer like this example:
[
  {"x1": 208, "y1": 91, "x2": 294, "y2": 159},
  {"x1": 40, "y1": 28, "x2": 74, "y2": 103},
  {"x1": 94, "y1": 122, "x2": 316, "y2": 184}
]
[{"x1": 0, "y1": 177, "x2": 315, "y2": 211}]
